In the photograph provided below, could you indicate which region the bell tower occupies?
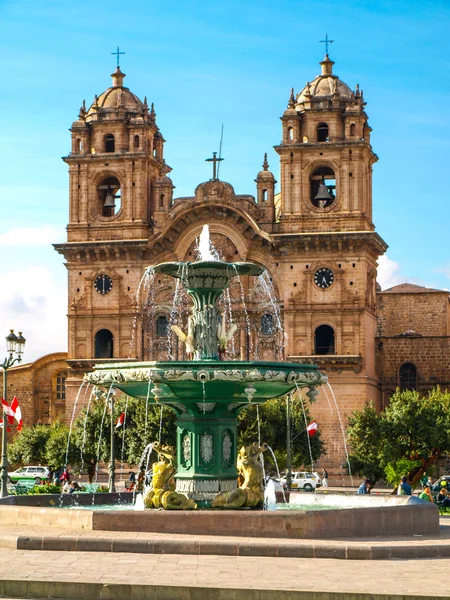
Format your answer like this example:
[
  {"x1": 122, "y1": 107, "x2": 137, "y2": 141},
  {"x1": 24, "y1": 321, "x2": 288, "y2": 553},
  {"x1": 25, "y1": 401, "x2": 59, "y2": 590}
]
[
  {"x1": 276, "y1": 54, "x2": 375, "y2": 232},
  {"x1": 273, "y1": 52, "x2": 387, "y2": 464},
  {"x1": 55, "y1": 65, "x2": 174, "y2": 412}
]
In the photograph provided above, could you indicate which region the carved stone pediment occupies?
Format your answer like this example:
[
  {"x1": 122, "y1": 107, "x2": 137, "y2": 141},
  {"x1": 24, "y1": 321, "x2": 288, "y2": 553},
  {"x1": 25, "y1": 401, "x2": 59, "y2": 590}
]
[{"x1": 194, "y1": 180, "x2": 235, "y2": 203}]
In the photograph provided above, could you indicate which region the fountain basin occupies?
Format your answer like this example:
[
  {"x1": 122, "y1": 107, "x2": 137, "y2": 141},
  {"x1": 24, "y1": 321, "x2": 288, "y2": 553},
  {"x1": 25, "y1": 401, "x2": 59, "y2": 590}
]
[
  {"x1": 0, "y1": 495, "x2": 438, "y2": 538},
  {"x1": 86, "y1": 361, "x2": 326, "y2": 503}
]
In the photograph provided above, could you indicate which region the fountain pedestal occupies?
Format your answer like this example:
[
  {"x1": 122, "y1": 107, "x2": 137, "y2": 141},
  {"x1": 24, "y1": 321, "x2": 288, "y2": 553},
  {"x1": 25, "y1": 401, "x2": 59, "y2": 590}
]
[{"x1": 176, "y1": 409, "x2": 238, "y2": 503}]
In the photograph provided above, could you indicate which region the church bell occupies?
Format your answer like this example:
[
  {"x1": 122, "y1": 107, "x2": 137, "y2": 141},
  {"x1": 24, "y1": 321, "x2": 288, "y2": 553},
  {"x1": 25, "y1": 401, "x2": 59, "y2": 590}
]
[
  {"x1": 103, "y1": 193, "x2": 116, "y2": 209},
  {"x1": 314, "y1": 181, "x2": 333, "y2": 207}
]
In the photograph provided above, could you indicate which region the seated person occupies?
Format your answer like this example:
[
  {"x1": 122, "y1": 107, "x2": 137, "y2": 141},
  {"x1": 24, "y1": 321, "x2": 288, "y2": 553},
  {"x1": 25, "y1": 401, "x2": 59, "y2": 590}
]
[
  {"x1": 437, "y1": 488, "x2": 450, "y2": 507},
  {"x1": 419, "y1": 485, "x2": 433, "y2": 502}
]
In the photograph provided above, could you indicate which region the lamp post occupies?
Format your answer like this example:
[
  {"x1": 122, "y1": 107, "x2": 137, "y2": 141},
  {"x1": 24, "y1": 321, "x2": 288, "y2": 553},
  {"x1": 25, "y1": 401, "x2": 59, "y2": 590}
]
[{"x1": 0, "y1": 330, "x2": 26, "y2": 498}]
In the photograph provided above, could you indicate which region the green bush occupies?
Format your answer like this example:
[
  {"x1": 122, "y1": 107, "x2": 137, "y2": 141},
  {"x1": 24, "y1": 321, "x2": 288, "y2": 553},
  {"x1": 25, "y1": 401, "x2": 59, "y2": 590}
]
[{"x1": 29, "y1": 483, "x2": 61, "y2": 494}]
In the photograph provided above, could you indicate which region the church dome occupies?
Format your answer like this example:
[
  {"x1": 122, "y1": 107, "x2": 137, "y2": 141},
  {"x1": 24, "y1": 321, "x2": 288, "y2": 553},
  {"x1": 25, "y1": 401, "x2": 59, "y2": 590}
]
[
  {"x1": 86, "y1": 67, "x2": 146, "y2": 121},
  {"x1": 255, "y1": 153, "x2": 275, "y2": 181},
  {"x1": 296, "y1": 55, "x2": 354, "y2": 105}
]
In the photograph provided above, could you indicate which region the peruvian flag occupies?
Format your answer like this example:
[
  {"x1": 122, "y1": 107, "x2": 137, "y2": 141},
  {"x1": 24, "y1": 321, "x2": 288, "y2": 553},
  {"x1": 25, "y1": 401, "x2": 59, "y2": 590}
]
[
  {"x1": 115, "y1": 412, "x2": 126, "y2": 429},
  {"x1": 10, "y1": 397, "x2": 23, "y2": 431},
  {"x1": 1, "y1": 397, "x2": 21, "y2": 431},
  {"x1": 306, "y1": 421, "x2": 318, "y2": 437}
]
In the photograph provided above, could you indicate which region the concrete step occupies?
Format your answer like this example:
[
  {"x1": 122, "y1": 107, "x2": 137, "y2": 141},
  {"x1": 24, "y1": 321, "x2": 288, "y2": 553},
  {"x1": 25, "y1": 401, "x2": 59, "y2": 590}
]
[{"x1": 0, "y1": 530, "x2": 449, "y2": 560}]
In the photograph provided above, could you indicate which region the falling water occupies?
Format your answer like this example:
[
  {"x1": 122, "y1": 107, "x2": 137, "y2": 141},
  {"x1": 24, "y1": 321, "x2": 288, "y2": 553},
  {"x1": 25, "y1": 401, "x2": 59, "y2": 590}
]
[
  {"x1": 93, "y1": 385, "x2": 115, "y2": 488},
  {"x1": 256, "y1": 271, "x2": 287, "y2": 359},
  {"x1": 326, "y1": 382, "x2": 353, "y2": 485},
  {"x1": 65, "y1": 381, "x2": 86, "y2": 469},
  {"x1": 264, "y1": 478, "x2": 277, "y2": 511},
  {"x1": 80, "y1": 386, "x2": 96, "y2": 472},
  {"x1": 321, "y1": 382, "x2": 335, "y2": 415},
  {"x1": 219, "y1": 288, "x2": 236, "y2": 357},
  {"x1": 120, "y1": 395, "x2": 130, "y2": 474},
  {"x1": 294, "y1": 385, "x2": 314, "y2": 471},
  {"x1": 158, "y1": 405, "x2": 164, "y2": 444},
  {"x1": 256, "y1": 405, "x2": 266, "y2": 482},
  {"x1": 266, "y1": 445, "x2": 287, "y2": 503},
  {"x1": 130, "y1": 267, "x2": 155, "y2": 359},
  {"x1": 144, "y1": 379, "x2": 151, "y2": 442},
  {"x1": 197, "y1": 224, "x2": 219, "y2": 261},
  {"x1": 138, "y1": 442, "x2": 155, "y2": 474},
  {"x1": 232, "y1": 265, "x2": 255, "y2": 359}
]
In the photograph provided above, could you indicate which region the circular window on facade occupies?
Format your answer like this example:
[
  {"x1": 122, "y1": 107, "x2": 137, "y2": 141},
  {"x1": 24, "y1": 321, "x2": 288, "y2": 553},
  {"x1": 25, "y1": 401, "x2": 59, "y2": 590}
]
[{"x1": 310, "y1": 167, "x2": 336, "y2": 208}]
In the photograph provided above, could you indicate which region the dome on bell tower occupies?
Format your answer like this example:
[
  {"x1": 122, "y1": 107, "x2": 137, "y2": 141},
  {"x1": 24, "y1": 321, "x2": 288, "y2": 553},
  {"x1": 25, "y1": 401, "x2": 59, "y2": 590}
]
[
  {"x1": 296, "y1": 55, "x2": 357, "y2": 107},
  {"x1": 85, "y1": 67, "x2": 148, "y2": 122}
]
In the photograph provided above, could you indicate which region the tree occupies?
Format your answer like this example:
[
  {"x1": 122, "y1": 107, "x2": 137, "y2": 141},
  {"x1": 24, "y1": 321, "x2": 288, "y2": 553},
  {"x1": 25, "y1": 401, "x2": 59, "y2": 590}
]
[
  {"x1": 238, "y1": 396, "x2": 325, "y2": 475},
  {"x1": 347, "y1": 402, "x2": 385, "y2": 486},
  {"x1": 8, "y1": 425, "x2": 52, "y2": 467},
  {"x1": 347, "y1": 388, "x2": 450, "y2": 490}
]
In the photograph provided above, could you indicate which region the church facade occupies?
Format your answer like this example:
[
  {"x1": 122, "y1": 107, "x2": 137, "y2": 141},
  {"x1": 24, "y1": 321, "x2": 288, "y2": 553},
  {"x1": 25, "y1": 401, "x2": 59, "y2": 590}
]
[{"x1": 51, "y1": 54, "x2": 450, "y2": 472}]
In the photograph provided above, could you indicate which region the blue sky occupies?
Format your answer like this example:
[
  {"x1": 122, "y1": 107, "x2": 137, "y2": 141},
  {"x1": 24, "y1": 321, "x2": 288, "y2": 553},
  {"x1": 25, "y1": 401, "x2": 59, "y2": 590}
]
[{"x1": 0, "y1": 0, "x2": 449, "y2": 360}]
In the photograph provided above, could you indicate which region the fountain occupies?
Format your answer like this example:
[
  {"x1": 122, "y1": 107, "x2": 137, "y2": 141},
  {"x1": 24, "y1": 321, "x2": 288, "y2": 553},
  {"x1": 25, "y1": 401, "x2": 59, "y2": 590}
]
[{"x1": 85, "y1": 226, "x2": 327, "y2": 508}]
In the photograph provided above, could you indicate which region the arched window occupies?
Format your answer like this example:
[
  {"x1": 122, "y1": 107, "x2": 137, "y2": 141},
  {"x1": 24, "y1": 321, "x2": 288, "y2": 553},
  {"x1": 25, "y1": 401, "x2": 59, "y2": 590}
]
[
  {"x1": 314, "y1": 325, "x2": 335, "y2": 355},
  {"x1": 76, "y1": 138, "x2": 82, "y2": 153},
  {"x1": 104, "y1": 134, "x2": 115, "y2": 153},
  {"x1": 261, "y1": 313, "x2": 275, "y2": 336},
  {"x1": 400, "y1": 363, "x2": 417, "y2": 391},
  {"x1": 134, "y1": 135, "x2": 140, "y2": 149},
  {"x1": 97, "y1": 176, "x2": 122, "y2": 217},
  {"x1": 350, "y1": 123, "x2": 356, "y2": 136},
  {"x1": 317, "y1": 122, "x2": 329, "y2": 142},
  {"x1": 262, "y1": 189, "x2": 268, "y2": 202},
  {"x1": 156, "y1": 316, "x2": 169, "y2": 337},
  {"x1": 95, "y1": 329, "x2": 114, "y2": 358},
  {"x1": 43, "y1": 401, "x2": 50, "y2": 418},
  {"x1": 310, "y1": 166, "x2": 336, "y2": 208},
  {"x1": 160, "y1": 194, "x2": 165, "y2": 208}
]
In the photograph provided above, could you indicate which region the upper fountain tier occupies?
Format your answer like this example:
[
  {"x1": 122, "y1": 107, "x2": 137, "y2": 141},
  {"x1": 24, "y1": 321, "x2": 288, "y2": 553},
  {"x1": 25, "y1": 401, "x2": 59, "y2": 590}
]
[
  {"x1": 151, "y1": 259, "x2": 263, "y2": 361},
  {"x1": 153, "y1": 260, "x2": 263, "y2": 291}
]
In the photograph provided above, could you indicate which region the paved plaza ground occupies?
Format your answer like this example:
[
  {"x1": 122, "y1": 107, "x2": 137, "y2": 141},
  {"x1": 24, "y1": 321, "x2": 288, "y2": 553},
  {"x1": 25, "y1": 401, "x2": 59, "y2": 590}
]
[{"x1": 0, "y1": 515, "x2": 447, "y2": 599}]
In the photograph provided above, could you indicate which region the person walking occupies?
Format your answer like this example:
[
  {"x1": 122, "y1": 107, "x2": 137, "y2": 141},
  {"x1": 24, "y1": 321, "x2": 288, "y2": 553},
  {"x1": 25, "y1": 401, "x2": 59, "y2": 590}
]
[
  {"x1": 397, "y1": 476, "x2": 412, "y2": 496},
  {"x1": 357, "y1": 479, "x2": 370, "y2": 494},
  {"x1": 322, "y1": 468, "x2": 328, "y2": 488}
]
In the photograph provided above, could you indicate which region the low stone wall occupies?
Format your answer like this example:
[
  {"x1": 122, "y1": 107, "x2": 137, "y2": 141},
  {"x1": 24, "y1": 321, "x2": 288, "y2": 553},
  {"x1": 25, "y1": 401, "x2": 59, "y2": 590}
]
[{"x1": 0, "y1": 494, "x2": 438, "y2": 538}]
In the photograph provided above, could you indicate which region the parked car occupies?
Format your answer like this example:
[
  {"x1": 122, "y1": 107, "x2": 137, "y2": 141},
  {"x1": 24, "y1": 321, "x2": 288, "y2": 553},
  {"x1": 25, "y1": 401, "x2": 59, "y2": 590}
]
[
  {"x1": 431, "y1": 476, "x2": 450, "y2": 495},
  {"x1": 279, "y1": 471, "x2": 322, "y2": 492},
  {"x1": 7, "y1": 466, "x2": 51, "y2": 485}
]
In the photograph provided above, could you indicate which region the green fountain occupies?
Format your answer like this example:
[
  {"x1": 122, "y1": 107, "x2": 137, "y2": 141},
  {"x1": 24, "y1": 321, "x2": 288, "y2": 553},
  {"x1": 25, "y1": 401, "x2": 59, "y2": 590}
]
[{"x1": 86, "y1": 226, "x2": 327, "y2": 509}]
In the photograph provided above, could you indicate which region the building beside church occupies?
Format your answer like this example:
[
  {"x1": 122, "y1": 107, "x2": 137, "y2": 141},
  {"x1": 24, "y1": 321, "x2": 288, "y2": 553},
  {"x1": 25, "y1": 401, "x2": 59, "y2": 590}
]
[{"x1": 16, "y1": 52, "x2": 446, "y2": 471}]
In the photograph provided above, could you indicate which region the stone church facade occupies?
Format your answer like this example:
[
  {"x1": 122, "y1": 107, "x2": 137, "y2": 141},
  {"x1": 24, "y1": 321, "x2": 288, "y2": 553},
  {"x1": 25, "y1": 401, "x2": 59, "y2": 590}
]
[{"x1": 48, "y1": 54, "x2": 450, "y2": 471}]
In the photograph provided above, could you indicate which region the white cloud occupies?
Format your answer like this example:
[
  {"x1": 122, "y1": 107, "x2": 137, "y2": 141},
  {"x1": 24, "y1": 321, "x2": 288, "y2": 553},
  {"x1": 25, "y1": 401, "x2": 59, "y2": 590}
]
[
  {"x1": 0, "y1": 225, "x2": 64, "y2": 246},
  {"x1": 0, "y1": 265, "x2": 67, "y2": 363},
  {"x1": 377, "y1": 254, "x2": 407, "y2": 291},
  {"x1": 434, "y1": 264, "x2": 450, "y2": 281}
]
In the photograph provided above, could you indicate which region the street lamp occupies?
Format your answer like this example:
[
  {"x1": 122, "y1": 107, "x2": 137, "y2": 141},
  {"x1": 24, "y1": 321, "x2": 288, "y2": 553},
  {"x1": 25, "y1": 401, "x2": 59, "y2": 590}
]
[{"x1": 1, "y1": 330, "x2": 26, "y2": 497}]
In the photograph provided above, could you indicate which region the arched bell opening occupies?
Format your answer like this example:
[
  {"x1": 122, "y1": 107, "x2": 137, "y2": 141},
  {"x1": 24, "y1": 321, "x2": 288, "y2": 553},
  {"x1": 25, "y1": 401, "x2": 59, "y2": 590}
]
[
  {"x1": 314, "y1": 325, "x2": 335, "y2": 355},
  {"x1": 317, "y1": 122, "x2": 329, "y2": 142},
  {"x1": 94, "y1": 329, "x2": 114, "y2": 358},
  {"x1": 104, "y1": 134, "x2": 115, "y2": 153},
  {"x1": 97, "y1": 176, "x2": 122, "y2": 217},
  {"x1": 310, "y1": 166, "x2": 336, "y2": 208}
]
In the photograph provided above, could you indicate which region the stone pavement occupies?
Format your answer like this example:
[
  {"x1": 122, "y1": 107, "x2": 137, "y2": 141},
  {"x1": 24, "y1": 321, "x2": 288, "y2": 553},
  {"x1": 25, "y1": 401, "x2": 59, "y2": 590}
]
[
  {"x1": 0, "y1": 547, "x2": 446, "y2": 599},
  {"x1": 0, "y1": 516, "x2": 447, "y2": 598}
]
